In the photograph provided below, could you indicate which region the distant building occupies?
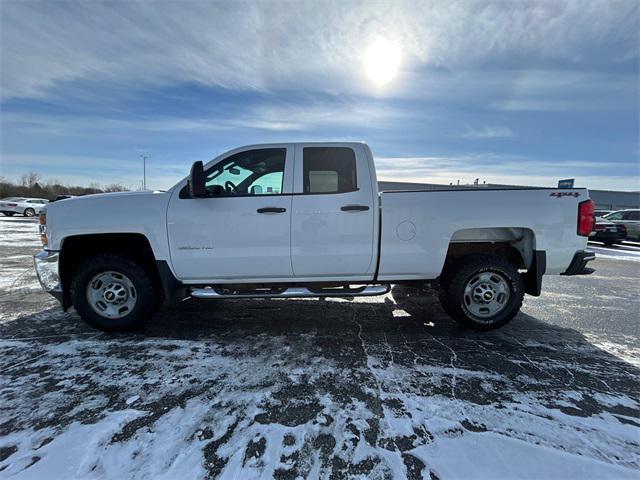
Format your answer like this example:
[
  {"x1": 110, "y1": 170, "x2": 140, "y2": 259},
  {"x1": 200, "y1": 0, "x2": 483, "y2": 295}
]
[
  {"x1": 589, "y1": 190, "x2": 640, "y2": 210},
  {"x1": 378, "y1": 181, "x2": 640, "y2": 211}
]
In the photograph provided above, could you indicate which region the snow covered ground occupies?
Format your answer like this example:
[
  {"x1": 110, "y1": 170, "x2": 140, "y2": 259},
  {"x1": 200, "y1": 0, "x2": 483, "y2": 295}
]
[
  {"x1": 588, "y1": 241, "x2": 640, "y2": 262},
  {"x1": 1, "y1": 217, "x2": 639, "y2": 479}
]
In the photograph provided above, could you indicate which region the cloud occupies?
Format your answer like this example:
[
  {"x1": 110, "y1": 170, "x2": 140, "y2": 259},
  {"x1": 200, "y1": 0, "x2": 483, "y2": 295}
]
[
  {"x1": 0, "y1": 153, "x2": 186, "y2": 190},
  {"x1": 461, "y1": 126, "x2": 513, "y2": 139},
  {"x1": 0, "y1": 98, "x2": 404, "y2": 136},
  {"x1": 375, "y1": 155, "x2": 640, "y2": 191},
  {"x1": 2, "y1": 148, "x2": 637, "y2": 193},
  {"x1": 1, "y1": 1, "x2": 637, "y2": 193},
  {"x1": 1, "y1": 1, "x2": 637, "y2": 100}
]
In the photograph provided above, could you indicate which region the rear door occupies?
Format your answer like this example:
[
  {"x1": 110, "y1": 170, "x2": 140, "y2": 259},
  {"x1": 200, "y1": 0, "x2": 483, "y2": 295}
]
[{"x1": 290, "y1": 144, "x2": 376, "y2": 279}]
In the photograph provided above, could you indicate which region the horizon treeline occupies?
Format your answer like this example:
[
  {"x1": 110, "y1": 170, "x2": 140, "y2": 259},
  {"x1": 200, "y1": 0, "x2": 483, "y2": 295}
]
[{"x1": 0, "y1": 172, "x2": 130, "y2": 200}]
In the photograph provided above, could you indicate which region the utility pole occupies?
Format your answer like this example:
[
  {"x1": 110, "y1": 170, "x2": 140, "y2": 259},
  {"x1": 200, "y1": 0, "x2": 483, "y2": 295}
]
[{"x1": 140, "y1": 155, "x2": 148, "y2": 190}]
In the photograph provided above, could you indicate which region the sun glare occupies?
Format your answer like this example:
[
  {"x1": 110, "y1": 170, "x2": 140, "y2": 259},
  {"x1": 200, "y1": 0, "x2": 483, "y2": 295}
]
[{"x1": 363, "y1": 38, "x2": 401, "y2": 87}]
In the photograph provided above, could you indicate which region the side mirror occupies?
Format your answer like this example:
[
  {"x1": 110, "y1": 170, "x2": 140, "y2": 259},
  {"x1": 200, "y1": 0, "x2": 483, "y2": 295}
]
[{"x1": 187, "y1": 161, "x2": 207, "y2": 198}]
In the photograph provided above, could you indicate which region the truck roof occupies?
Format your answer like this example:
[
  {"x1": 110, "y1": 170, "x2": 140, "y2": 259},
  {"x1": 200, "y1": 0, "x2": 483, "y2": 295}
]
[{"x1": 231, "y1": 141, "x2": 367, "y2": 149}]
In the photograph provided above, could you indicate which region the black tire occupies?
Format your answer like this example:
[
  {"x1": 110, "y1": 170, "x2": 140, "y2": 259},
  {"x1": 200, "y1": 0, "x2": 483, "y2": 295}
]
[
  {"x1": 603, "y1": 241, "x2": 615, "y2": 246},
  {"x1": 438, "y1": 255, "x2": 524, "y2": 330},
  {"x1": 71, "y1": 254, "x2": 157, "y2": 331},
  {"x1": 2, "y1": 212, "x2": 15, "y2": 216},
  {"x1": 23, "y1": 208, "x2": 36, "y2": 217}
]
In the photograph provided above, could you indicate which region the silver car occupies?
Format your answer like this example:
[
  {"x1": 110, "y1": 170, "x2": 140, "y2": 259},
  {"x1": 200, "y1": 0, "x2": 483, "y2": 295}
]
[
  {"x1": 0, "y1": 197, "x2": 49, "y2": 217},
  {"x1": 603, "y1": 209, "x2": 640, "y2": 240}
]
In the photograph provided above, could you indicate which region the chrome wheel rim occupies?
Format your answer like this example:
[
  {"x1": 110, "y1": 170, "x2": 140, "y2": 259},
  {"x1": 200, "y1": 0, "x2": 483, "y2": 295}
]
[
  {"x1": 86, "y1": 271, "x2": 137, "y2": 319},
  {"x1": 24, "y1": 209, "x2": 35, "y2": 217},
  {"x1": 463, "y1": 271, "x2": 510, "y2": 320}
]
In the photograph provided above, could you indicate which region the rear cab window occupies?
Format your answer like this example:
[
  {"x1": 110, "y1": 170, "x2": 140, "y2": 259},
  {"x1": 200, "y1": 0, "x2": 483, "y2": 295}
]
[{"x1": 303, "y1": 147, "x2": 357, "y2": 194}]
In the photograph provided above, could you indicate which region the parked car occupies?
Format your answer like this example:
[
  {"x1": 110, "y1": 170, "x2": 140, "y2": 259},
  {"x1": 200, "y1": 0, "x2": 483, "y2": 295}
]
[
  {"x1": 0, "y1": 197, "x2": 49, "y2": 217},
  {"x1": 50, "y1": 195, "x2": 76, "y2": 202},
  {"x1": 602, "y1": 209, "x2": 640, "y2": 240},
  {"x1": 0, "y1": 197, "x2": 25, "y2": 216},
  {"x1": 34, "y1": 142, "x2": 595, "y2": 332},
  {"x1": 594, "y1": 209, "x2": 613, "y2": 217},
  {"x1": 590, "y1": 217, "x2": 626, "y2": 246}
]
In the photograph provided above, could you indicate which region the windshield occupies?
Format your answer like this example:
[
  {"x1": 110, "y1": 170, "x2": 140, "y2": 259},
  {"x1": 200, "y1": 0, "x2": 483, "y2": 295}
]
[{"x1": 603, "y1": 211, "x2": 623, "y2": 220}]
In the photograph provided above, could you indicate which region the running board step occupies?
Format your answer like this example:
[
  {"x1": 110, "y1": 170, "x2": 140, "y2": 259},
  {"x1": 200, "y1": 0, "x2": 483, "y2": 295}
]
[{"x1": 190, "y1": 284, "x2": 390, "y2": 299}]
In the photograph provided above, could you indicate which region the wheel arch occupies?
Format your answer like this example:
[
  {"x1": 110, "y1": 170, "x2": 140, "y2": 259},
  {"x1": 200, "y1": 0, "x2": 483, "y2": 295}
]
[
  {"x1": 446, "y1": 227, "x2": 536, "y2": 268},
  {"x1": 443, "y1": 227, "x2": 545, "y2": 296},
  {"x1": 59, "y1": 233, "x2": 164, "y2": 310}
]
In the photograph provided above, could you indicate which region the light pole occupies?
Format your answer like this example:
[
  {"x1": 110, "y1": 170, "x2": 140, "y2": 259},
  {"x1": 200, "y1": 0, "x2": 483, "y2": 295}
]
[{"x1": 140, "y1": 155, "x2": 148, "y2": 190}]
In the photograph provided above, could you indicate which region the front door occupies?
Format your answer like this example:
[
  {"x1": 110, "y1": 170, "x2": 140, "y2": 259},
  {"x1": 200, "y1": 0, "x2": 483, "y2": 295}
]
[
  {"x1": 167, "y1": 146, "x2": 294, "y2": 282},
  {"x1": 290, "y1": 144, "x2": 376, "y2": 279},
  {"x1": 621, "y1": 210, "x2": 640, "y2": 238}
]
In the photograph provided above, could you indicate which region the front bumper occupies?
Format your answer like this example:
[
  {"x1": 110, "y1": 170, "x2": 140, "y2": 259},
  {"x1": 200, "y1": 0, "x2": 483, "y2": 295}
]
[
  {"x1": 33, "y1": 250, "x2": 63, "y2": 301},
  {"x1": 562, "y1": 250, "x2": 596, "y2": 276}
]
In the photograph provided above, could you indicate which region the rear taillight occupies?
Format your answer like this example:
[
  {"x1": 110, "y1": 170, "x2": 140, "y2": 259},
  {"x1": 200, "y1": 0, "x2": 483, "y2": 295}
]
[
  {"x1": 578, "y1": 199, "x2": 595, "y2": 236},
  {"x1": 7, "y1": 203, "x2": 17, "y2": 207},
  {"x1": 594, "y1": 224, "x2": 606, "y2": 232}
]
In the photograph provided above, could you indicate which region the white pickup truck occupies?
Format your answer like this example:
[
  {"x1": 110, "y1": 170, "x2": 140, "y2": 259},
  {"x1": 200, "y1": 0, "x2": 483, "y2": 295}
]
[{"x1": 34, "y1": 142, "x2": 595, "y2": 332}]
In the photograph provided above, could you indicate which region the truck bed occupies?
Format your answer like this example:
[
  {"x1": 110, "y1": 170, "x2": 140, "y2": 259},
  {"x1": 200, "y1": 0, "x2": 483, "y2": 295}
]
[{"x1": 377, "y1": 188, "x2": 589, "y2": 280}]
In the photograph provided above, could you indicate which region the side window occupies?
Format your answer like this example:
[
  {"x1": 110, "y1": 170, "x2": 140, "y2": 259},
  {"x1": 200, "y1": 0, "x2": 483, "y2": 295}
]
[
  {"x1": 204, "y1": 148, "x2": 285, "y2": 196},
  {"x1": 303, "y1": 147, "x2": 357, "y2": 194},
  {"x1": 605, "y1": 212, "x2": 623, "y2": 221},
  {"x1": 624, "y1": 211, "x2": 639, "y2": 220}
]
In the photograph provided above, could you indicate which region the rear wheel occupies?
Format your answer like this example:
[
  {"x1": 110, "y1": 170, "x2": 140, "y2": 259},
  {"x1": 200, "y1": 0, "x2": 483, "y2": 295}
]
[
  {"x1": 2, "y1": 212, "x2": 15, "y2": 216},
  {"x1": 71, "y1": 254, "x2": 157, "y2": 331},
  {"x1": 438, "y1": 255, "x2": 524, "y2": 330},
  {"x1": 23, "y1": 208, "x2": 35, "y2": 217}
]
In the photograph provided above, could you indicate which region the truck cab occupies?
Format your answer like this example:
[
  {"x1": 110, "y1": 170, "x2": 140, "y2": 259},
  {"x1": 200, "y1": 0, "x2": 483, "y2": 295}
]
[{"x1": 168, "y1": 143, "x2": 379, "y2": 283}]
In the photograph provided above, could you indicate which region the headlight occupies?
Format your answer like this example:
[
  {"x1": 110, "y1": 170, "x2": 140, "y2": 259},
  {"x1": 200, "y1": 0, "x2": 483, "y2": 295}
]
[{"x1": 39, "y1": 211, "x2": 48, "y2": 246}]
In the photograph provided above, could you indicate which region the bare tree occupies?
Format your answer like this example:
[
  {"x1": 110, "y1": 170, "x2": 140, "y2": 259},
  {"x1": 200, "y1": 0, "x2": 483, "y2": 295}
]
[
  {"x1": 103, "y1": 183, "x2": 128, "y2": 192},
  {"x1": 20, "y1": 172, "x2": 41, "y2": 188}
]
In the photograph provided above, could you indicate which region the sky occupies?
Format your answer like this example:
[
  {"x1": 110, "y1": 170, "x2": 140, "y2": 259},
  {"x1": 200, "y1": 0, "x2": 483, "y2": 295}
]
[{"x1": 0, "y1": 0, "x2": 639, "y2": 191}]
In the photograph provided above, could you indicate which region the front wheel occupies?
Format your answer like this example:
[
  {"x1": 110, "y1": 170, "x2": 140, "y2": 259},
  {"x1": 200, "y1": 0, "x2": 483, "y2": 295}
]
[
  {"x1": 23, "y1": 208, "x2": 36, "y2": 217},
  {"x1": 438, "y1": 255, "x2": 524, "y2": 330},
  {"x1": 71, "y1": 254, "x2": 157, "y2": 331}
]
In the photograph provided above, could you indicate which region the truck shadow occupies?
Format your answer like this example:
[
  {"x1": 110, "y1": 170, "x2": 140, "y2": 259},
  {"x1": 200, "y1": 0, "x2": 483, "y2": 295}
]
[
  {"x1": 0, "y1": 284, "x2": 634, "y2": 352},
  {"x1": 2, "y1": 285, "x2": 638, "y2": 402}
]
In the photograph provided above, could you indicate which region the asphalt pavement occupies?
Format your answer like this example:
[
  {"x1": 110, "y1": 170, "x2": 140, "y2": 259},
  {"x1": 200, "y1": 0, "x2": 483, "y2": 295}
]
[{"x1": 0, "y1": 216, "x2": 638, "y2": 479}]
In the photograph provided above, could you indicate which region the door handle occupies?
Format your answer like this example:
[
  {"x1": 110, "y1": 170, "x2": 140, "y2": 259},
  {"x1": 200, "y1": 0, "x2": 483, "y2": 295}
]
[
  {"x1": 341, "y1": 205, "x2": 370, "y2": 212},
  {"x1": 257, "y1": 207, "x2": 286, "y2": 214}
]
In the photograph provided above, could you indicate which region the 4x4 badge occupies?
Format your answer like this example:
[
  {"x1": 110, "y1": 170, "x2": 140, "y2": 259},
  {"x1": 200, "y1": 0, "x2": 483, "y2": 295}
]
[{"x1": 550, "y1": 191, "x2": 581, "y2": 198}]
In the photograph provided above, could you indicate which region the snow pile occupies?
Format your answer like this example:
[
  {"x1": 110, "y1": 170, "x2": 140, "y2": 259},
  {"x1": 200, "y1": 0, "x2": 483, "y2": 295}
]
[
  {"x1": 587, "y1": 245, "x2": 640, "y2": 262},
  {"x1": 1, "y1": 315, "x2": 638, "y2": 479}
]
